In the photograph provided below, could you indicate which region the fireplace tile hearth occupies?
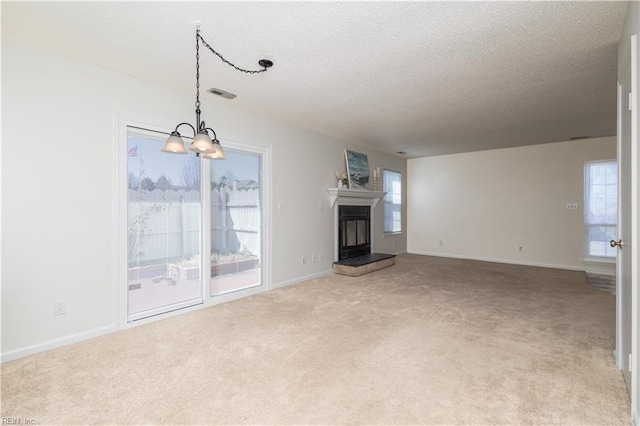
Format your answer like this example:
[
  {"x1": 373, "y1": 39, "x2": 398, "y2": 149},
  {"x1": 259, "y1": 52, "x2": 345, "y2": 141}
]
[{"x1": 333, "y1": 253, "x2": 396, "y2": 277}]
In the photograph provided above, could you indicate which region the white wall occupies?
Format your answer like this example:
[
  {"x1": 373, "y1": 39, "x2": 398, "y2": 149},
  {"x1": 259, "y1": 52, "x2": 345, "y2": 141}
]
[
  {"x1": 407, "y1": 137, "x2": 616, "y2": 270},
  {"x1": 1, "y1": 39, "x2": 407, "y2": 359}
]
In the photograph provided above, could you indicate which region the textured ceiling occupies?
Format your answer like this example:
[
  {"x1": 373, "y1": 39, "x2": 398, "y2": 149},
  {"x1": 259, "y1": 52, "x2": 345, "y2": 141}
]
[{"x1": 2, "y1": 1, "x2": 627, "y2": 158}]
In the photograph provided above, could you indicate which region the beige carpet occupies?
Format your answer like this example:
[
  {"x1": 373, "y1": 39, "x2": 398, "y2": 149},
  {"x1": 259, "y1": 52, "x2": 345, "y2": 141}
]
[{"x1": 1, "y1": 254, "x2": 631, "y2": 425}]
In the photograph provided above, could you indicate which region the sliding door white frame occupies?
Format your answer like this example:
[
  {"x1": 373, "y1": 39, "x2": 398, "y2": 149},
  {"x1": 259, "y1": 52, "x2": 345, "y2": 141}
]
[
  {"x1": 208, "y1": 139, "x2": 272, "y2": 302},
  {"x1": 115, "y1": 116, "x2": 272, "y2": 330}
]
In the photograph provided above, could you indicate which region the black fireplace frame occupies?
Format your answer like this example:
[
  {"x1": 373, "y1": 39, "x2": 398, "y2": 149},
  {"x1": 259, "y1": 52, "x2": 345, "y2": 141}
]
[{"x1": 338, "y1": 205, "x2": 371, "y2": 261}]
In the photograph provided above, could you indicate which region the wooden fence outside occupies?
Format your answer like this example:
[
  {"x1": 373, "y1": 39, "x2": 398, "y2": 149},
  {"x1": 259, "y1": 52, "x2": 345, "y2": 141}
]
[{"x1": 128, "y1": 187, "x2": 260, "y2": 267}]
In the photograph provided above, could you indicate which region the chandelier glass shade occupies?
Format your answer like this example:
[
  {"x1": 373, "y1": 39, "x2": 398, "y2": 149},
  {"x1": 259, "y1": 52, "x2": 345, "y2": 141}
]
[
  {"x1": 190, "y1": 132, "x2": 215, "y2": 153},
  {"x1": 202, "y1": 136, "x2": 226, "y2": 160},
  {"x1": 161, "y1": 131, "x2": 189, "y2": 154}
]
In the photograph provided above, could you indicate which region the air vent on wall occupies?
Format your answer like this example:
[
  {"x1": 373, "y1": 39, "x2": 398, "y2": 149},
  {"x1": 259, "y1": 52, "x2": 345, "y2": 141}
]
[{"x1": 208, "y1": 88, "x2": 237, "y2": 99}]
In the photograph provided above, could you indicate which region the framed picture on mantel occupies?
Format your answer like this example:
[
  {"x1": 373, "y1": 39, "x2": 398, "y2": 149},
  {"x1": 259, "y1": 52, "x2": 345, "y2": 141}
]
[{"x1": 345, "y1": 150, "x2": 371, "y2": 190}]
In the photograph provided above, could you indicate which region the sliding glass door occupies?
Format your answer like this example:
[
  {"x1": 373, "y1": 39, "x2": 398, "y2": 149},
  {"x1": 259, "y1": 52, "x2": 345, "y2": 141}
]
[
  {"x1": 123, "y1": 125, "x2": 266, "y2": 321},
  {"x1": 126, "y1": 129, "x2": 202, "y2": 320},
  {"x1": 210, "y1": 149, "x2": 263, "y2": 296}
]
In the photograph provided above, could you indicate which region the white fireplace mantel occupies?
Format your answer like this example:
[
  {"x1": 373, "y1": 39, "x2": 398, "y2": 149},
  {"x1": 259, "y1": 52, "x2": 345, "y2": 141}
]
[{"x1": 326, "y1": 188, "x2": 385, "y2": 209}]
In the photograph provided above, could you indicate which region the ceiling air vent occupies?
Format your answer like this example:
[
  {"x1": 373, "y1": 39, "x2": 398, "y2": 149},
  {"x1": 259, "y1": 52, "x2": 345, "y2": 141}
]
[{"x1": 208, "y1": 88, "x2": 237, "y2": 100}]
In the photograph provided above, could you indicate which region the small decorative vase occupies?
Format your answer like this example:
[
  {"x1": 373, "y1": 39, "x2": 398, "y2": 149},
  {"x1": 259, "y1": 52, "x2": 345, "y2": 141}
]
[{"x1": 338, "y1": 181, "x2": 344, "y2": 189}]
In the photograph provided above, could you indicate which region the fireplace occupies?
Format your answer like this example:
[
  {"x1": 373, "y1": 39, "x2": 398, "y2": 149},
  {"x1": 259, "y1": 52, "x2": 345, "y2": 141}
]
[
  {"x1": 338, "y1": 205, "x2": 370, "y2": 261},
  {"x1": 327, "y1": 188, "x2": 396, "y2": 276}
]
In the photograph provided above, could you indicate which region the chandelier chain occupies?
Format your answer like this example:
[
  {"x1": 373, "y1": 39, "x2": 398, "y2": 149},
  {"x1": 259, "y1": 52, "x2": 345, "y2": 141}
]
[
  {"x1": 163, "y1": 28, "x2": 271, "y2": 157},
  {"x1": 195, "y1": 31, "x2": 201, "y2": 110},
  {"x1": 197, "y1": 33, "x2": 269, "y2": 74}
]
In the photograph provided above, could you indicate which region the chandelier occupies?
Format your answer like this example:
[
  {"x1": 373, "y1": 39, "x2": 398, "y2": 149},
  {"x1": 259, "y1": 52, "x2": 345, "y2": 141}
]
[{"x1": 161, "y1": 28, "x2": 273, "y2": 159}]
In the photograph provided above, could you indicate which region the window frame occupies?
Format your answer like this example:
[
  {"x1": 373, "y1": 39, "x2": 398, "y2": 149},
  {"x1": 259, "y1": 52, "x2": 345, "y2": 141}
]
[
  {"x1": 583, "y1": 159, "x2": 617, "y2": 259},
  {"x1": 382, "y1": 169, "x2": 402, "y2": 235},
  {"x1": 124, "y1": 126, "x2": 205, "y2": 322},
  {"x1": 209, "y1": 145, "x2": 266, "y2": 297},
  {"x1": 116, "y1": 118, "x2": 272, "y2": 330}
]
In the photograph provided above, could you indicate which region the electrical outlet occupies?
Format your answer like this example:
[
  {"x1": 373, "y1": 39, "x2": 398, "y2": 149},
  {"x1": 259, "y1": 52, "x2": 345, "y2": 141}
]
[
  {"x1": 312, "y1": 254, "x2": 317, "y2": 262},
  {"x1": 565, "y1": 203, "x2": 578, "y2": 210},
  {"x1": 518, "y1": 246, "x2": 523, "y2": 252},
  {"x1": 439, "y1": 240, "x2": 444, "y2": 246},
  {"x1": 301, "y1": 256, "x2": 306, "y2": 265},
  {"x1": 53, "y1": 301, "x2": 65, "y2": 316},
  {"x1": 318, "y1": 253, "x2": 323, "y2": 261}
]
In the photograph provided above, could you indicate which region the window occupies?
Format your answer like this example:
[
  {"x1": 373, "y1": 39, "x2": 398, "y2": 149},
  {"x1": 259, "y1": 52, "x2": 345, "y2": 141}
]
[
  {"x1": 126, "y1": 128, "x2": 202, "y2": 320},
  {"x1": 122, "y1": 124, "x2": 269, "y2": 323},
  {"x1": 383, "y1": 170, "x2": 402, "y2": 234},
  {"x1": 210, "y1": 149, "x2": 263, "y2": 296},
  {"x1": 584, "y1": 160, "x2": 617, "y2": 258}
]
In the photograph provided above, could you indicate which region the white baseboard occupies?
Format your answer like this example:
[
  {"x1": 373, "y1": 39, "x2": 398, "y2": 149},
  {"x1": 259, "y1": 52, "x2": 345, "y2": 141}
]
[
  {"x1": 633, "y1": 409, "x2": 639, "y2": 426},
  {"x1": 2, "y1": 269, "x2": 333, "y2": 363},
  {"x1": 273, "y1": 269, "x2": 332, "y2": 289},
  {"x1": 1, "y1": 324, "x2": 117, "y2": 363},
  {"x1": 407, "y1": 250, "x2": 584, "y2": 272}
]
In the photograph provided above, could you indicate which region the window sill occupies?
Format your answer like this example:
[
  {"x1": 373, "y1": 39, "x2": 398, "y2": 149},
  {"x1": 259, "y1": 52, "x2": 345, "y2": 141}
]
[
  {"x1": 582, "y1": 256, "x2": 616, "y2": 276},
  {"x1": 582, "y1": 256, "x2": 616, "y2": 264},
  {"x1": 384, "y1": 231, "x2": 402, "y2": 236}
]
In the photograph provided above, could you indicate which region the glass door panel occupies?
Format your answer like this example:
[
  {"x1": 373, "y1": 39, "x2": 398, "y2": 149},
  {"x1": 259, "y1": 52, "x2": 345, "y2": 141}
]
[
  {"x1": 210, "y1": 150, "x2": 262, "y2": 296},
  {"x1": 127, "y1": 129, "x2": 202, "y2": 320}
]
